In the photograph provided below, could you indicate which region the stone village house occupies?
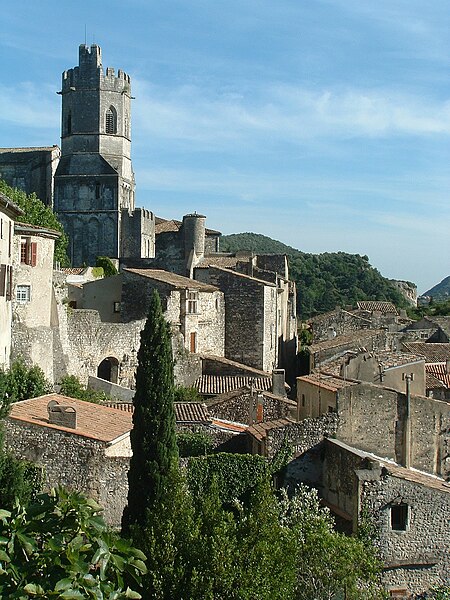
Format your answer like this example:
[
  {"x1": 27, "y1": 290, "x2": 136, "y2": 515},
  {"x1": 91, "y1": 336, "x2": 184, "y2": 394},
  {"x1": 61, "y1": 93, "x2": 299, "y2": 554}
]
[{"x1": 0, "y1": 191, "x2": 23, "y2": 369}]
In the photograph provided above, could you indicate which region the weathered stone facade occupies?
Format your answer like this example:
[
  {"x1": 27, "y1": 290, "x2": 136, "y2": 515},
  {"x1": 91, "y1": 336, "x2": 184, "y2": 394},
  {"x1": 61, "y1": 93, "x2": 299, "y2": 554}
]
[
  {"x1": 54, "y1": 44, "x2": 154, "y2": 266},
  {"x1": 11, "y1": 223, "x2": 60, "y2": 380},
  {"x1": 0, "y1": 192, "x2": 23, "y2": 369},
  {"x1": 321, "y1": 439, "x2": 450, "y2": 596},
  {"x1": 0, "y1": 146, "x2": 60, "y2": 207},
  {"x1": 206, "y1": 388, "x2": 296, "y2": 426},
  {"x1": 4, "y1": 396, "x2": 132, "y2": 526}
]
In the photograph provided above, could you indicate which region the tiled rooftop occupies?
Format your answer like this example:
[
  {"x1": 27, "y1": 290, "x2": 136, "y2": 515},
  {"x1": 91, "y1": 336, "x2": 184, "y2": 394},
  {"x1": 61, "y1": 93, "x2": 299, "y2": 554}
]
[
  {"x1": 0, "y1": 146, "x2": 59, "y2": 153},
  {"x1": 247, "y1": 418, "x2": 292, "y2": 441},
  {"x1": 206, "y1": 387, "x2": 296, "y2": 407},
  {"x1": 327, "y1": 439, "x2": 450, "y2": 494},
  {"x1": 103, "y1": 401, "x2": 211, "y2": 423},
  {"x1": 309, "y1": 329, "x2": 384, "y2": 353},
  {"x1": 402, "y1": 342, "x2": 450, "y2": 363},
  {"x1": 425, "y1": 364, "x2": 450, "y2": 388},
  {"x1": 9, "y1": 394, "x2": 132, "y2": 443},
  {"x1": 124, "y1": 268, "x2": 218, "y2": 292},
  {"x1": 356, "y1": 301, "x2": 398, "y2": 314},
  {"x1": 154, "y1": 216, "x2": 220, "y2": 236},
  {"x1": 297, "y1": 373, "x2": 357, "y2": 392},
  {"x1": 15, "y1": 222, "x2": 61, "y2": 238},
  {"x1": 195, "y1": 375, "x2": 272, "y2": 396}
]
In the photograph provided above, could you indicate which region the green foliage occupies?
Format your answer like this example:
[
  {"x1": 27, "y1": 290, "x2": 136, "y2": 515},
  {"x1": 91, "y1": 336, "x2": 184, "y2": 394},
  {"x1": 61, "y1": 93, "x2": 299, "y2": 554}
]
[
  {"x1": 59, "y1": 374, "x2": 110, "y2": 404},
  {"x1": 0, "y1": 456, "x2": 42, "y2": 511},
  {"x1": 176, "y1": 430, "x2": 214, "y2": 457},
  {"x1": 423, "y1": 275, "x2": 450, "y2": 303},
  {"x1": 187, "y1": 453, "x2": 270, "y2": 505},
  {"x1": 0, "y1": 486, "x2": 146, "y2": 599},
  {"x1": 407, "y1": 298, "x2": 450, "y2": 319},
  {"x1": 96, "y1": 256, "x2": 118, "y2": 277},
  {"x1": 0, "y1": 359, "x2": 51, "y2": 405},
  {"x1": 279, "y1": 486, "x2": 384, "y2": 600},
  {"x1": 173, "y1": 385, "x2": 202, "y2": 403},
  {"x1": 0, "y1": 179, "x2": 69, "y2": 267},
  {"x1": 122, "y1": 290, "x2": 178, "y2": 534},
  {"x1": 220, "y1": 232, "x2": 409, "y2": 319}
]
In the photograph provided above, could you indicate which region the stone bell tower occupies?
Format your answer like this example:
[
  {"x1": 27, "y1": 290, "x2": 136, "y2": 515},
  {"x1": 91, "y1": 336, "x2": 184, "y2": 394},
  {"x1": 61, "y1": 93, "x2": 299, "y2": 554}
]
[{"x1": 54, "y1": 44, "x2": 145, "y2": 266}]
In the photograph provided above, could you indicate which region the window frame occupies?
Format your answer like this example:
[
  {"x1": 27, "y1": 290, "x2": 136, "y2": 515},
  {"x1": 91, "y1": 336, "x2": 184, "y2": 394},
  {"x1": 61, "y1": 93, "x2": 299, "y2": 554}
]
[{"x1": 16, "y1": 284, "x2": 31, "y2": 304}]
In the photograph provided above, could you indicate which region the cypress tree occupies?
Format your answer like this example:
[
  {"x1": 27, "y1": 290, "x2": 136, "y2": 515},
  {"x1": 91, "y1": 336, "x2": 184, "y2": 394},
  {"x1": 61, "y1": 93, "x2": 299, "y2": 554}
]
[{"x1": 122, "y1": 289, "x2": 178, "y2": 534}]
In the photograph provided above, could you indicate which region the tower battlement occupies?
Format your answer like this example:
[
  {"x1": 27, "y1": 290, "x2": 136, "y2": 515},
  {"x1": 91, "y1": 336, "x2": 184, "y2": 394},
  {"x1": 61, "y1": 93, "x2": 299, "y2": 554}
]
[{"x1": 62, "y1": 44, "x2": 130, "y2": 92}]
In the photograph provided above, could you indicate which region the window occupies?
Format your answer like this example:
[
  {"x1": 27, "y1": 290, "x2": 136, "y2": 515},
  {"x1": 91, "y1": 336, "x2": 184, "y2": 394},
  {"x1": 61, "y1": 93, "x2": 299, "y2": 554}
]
[
  {"x1": 301, "y1": 394, "x2": 306, "y2": 407},
  {"x1": 0, "y1": 264, "x2": 6, "y2": 296},
  {"x1": 391, "y1": 504, "x2": 408, "y2": 531},
  {"x1": 105, "y1": 106, "x2": 117, "y2": 134},
  {"x1": 187, "y1": 291, "x2": 198, "y2": 314},
  {"x1": 67, "y1": 111, "x2": 72, "y2": 134},
  {"x1": 20, "y1": 238, "x2": 37, "y2": 266},
  {"x1": 16, "y1": 284, "x2": 31, "y2": 303},
  {"x1": 113, "y1": 301, "x2": 121, "y2": 313},
  {"x1": 95, "y1": 182, "x2": 101, "y2": 199}
]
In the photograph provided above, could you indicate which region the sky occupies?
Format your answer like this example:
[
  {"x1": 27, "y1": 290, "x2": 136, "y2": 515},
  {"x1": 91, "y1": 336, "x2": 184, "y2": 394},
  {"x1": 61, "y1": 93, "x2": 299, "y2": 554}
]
[{"x1": 1, "y1": 1, "x2": 449, "y2": 294}]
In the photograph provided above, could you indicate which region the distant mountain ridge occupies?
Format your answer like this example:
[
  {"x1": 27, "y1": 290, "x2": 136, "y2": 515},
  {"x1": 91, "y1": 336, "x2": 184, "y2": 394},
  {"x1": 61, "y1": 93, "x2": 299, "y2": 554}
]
[
  {"x1": 423, "y1": 276, "x2": 450, "y2": 301},
  {"x1": 220, "y1": 232, "x2": 409, "y2": 319}
]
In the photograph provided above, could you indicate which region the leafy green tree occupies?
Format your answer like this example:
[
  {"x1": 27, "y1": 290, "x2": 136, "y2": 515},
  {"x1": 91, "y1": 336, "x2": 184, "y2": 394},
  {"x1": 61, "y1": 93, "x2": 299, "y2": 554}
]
[
  {"x1": 59, "y1": 374, "x2": 111, "y2": 404},
  {"x1": 278, "y1": 486, "x2": 384, "y2": 600},
  {"x1": 0, "y1": 359, "x2": 51, "y2": 404},
  {"x1": 0, "y1": 179, "x2": 69, "y2": 266},
  {"x1": 220, "y1": 232, "x2": 409, "y2": 319},
  {"x1": 0, "y1": 487, "x2": 146, "y2": 599},
  {"x1": 96, "y1": 256, "x2": 118, "y2": 277},
  {"x1": 173, "y1": 384, "x2": 202, "y2": 402},
  {"x1": 176, "y1": 430, "x2": 214, "y2": 457},
  {"x1": 122, "y1": 289, "x2": 178, "y2": 533}
]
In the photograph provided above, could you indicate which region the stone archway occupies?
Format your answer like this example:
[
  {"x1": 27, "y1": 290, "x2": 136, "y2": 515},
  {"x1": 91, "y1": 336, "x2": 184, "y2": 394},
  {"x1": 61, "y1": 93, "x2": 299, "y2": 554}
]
[{"x1": 97, "y1": 356, "x2": 119, "y2": 384}]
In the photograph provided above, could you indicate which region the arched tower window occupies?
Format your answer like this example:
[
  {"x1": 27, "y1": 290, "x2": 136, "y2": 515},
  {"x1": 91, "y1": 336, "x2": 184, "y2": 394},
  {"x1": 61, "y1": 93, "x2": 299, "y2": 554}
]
[{"x1": 105, "y1": 106, "x2": 117, "y2": 134}]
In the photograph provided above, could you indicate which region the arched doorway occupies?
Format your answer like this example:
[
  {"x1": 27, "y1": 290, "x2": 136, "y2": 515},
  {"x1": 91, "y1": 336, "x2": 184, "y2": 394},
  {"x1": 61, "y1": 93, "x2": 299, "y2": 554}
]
[{"x1": 97, "y1": 356, "x2": 119, "y2": 383}]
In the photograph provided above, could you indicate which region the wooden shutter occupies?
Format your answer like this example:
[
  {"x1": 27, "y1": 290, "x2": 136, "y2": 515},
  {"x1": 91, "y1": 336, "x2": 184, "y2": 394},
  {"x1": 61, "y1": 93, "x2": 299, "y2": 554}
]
[
  {"x1": 31, "y1": 242, "x2": 37, "y2": 267},
  {"x1": 0, "y1": 264, "x2": 6, "y2": 296}
]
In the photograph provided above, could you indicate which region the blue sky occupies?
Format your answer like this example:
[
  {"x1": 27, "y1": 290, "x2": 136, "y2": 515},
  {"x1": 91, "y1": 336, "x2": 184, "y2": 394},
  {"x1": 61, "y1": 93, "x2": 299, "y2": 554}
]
[{"x1": 1, "y1": 1, "x2": 449, "y2": 293}]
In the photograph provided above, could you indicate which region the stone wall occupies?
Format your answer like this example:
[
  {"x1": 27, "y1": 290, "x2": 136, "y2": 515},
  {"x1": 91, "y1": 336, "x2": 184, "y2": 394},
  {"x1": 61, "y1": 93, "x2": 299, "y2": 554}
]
[
  {"x1": 337, "y1": 383, "x2": 450, "y2": 480},
  {"x1": 0, "y1": 147, "x2": 60, "y2": 206},
  {"x1": 362, "y1": 471, "x2": 450, "y2": 594},
  {"x1": 4, "y1": 419, "x2": 128, "y2": 526},
  {"x1": 251, "y1": 413, "x2": 339, "y2": 460},
  {"x1": 207, "y1": 389, "x2": 295, "y2": 426},
  {"x1": 196, "y1": 267, "x2": 274, "y2": 371}
]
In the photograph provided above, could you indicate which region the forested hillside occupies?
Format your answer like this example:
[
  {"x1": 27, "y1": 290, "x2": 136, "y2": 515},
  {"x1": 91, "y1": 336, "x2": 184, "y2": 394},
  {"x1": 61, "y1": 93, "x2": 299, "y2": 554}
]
[
  {"x1": 220, "y1": 233, "x2": 409, "y2": 319},
  {"x1": 424, "y1": 275, "x2": 450, "y2": 302}
]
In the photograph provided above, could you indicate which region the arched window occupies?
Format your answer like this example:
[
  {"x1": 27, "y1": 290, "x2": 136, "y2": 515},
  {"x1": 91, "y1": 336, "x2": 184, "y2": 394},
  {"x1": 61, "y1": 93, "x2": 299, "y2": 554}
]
[{"x1": 105, "y1": 106, "x2": 117, "y2": 134}]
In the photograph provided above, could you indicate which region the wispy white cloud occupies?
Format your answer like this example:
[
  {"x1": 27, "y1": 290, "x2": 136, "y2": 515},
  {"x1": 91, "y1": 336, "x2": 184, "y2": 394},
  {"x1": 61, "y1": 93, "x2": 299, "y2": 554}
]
[
  {"x1": 0, "y1": 82, "x2": 60, "y2": 130},
  {"x1": 133, "y1": 78, "x2": 450, "y2": 151}
]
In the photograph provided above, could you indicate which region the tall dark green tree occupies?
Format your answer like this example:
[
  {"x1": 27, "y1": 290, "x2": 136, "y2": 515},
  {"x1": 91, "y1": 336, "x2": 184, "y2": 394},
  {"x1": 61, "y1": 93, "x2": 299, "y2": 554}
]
[{"x1": 122, "y1": 289, "x2": 178, "y2": 534}]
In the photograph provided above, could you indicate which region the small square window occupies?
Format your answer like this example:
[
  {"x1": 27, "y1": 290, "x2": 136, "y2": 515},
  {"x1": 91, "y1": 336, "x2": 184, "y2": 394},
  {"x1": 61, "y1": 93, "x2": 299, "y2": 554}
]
[
  {"x1": 391, "y1": 504, "x2": 408, "y2": 531},
  {"x1": 16, "y1": 285, "x2": 31, "y2": 303}
]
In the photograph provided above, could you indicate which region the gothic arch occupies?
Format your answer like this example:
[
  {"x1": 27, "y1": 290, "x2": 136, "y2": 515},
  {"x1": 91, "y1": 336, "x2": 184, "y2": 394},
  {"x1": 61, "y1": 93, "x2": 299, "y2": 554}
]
[{"x1": 105, "y1": 106, "x2": 117, "y2": 134}]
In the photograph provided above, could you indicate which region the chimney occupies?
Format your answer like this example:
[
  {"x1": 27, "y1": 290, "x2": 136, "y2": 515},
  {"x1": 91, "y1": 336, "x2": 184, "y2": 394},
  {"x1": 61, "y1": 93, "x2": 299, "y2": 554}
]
[
  {"x1": 272, "y1": 369, "x2": 286, "y2": 397},
  {"x1": 47, "y1": 400, "x2": 77, "y2": 429}
]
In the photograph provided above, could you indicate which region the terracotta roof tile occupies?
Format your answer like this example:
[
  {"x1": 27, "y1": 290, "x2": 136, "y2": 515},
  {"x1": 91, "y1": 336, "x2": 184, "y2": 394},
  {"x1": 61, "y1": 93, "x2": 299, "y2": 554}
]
[
  {"x1": 124, "y1": 268, "x2": 218, "y2": 292},
  {"x1": 297, "y1": 373, "x2": 357, "y2": 392},
  {"x1": 356, "y1": 301, "x2": 398, "y2": 314},
  {"x1": 309, "y1": 329, "x2": 384, "y2": 353},
  {"x1": 425, "y1": 363, "x2": 450, "y2": 388},
  {"x1": 402, "y1": 342, "x2": 450, "y2": 363},
  {"x1": 195, "y1": 375, "x2": 271, "y2": 395},
  {"x1": 8, "y1": 394, "x2": 132, "y2": 443},
  {"x1": 103, "y1": 401, "x2": 211, "y2": 423}
]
